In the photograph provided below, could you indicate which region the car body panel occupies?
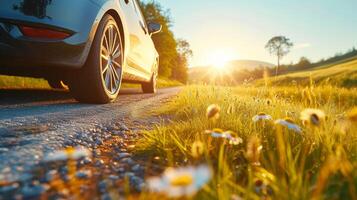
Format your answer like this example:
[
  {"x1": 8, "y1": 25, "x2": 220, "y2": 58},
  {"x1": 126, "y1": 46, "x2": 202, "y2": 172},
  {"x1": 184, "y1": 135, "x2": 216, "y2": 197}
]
[{"x1": 0, "y1": 0, "x2": 158, "y2": 82}]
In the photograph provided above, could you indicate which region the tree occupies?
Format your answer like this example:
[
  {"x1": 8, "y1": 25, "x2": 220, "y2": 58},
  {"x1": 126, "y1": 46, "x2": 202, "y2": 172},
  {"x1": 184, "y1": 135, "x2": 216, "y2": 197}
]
[
  {"x1": 172, "y1": 39, "x2": 193, "y2": 83},
  {"x1": 138, "y1": 1, "x2": 178, "y2": 77},
  {"x1": 295, "y1": 57, "x2": 311, "y2": 69},
  {"x1": 265, "y1": 36, "x2": 293, "y2": 76}
]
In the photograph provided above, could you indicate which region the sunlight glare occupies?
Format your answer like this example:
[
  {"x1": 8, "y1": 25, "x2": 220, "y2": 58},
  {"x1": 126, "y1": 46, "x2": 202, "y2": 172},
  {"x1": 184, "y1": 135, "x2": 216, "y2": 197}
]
[{"x1": 207, "y1": 50, "x2": 236, "y2": 69}]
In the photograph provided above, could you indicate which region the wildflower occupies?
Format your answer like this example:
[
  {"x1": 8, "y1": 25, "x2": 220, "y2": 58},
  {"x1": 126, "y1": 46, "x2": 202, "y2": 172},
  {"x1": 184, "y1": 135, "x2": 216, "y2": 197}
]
[
  {"x1": 275, "y1": 118, "x2": 302, "y2": 133},
  {"x1": 147, "y1": 165, "x2": 212, "y2": 198},
  {"x1": 206, "y1": 104, "x2": 220, "y2": 119},
  {"x1": 208, "y1": 128, "x2": 228, "y2": 138},
  {"x1": 266, "y1": 99, "x2": 272, "y2": 106},
  {"x1": 347, "y1": 107, "x2": 357, "y2": 123},
  {"x1": 252, "y1": 113, "x2": 273, "y2": 122},
  {"x1": 44, "y1": 147, "x2": 91, "y2": 162},
  {"x1": 229, "y1": 136, "x2": 243, "y2": 145},
  {"x1": 300, "y1": 109, "x2": 327, "y2": 126},
  {"x1": 246, "y1": 136, "x2": 262, "y2": 166},
  {"x1": 191, "y1": 141, "x2": 204, "y2": 158},
  {"x1": 206, "y1": 129, "x2": 243, "y2": 145}
]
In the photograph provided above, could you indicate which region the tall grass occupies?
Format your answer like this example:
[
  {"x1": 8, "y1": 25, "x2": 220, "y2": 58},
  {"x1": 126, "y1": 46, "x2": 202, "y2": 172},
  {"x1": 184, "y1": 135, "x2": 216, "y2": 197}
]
[
  {"x1": 0, "y1": 75, "x2": 50, "y2": 89},
  {"x1": 0, "y1": 75, "x2": 182, "y2": 89},
  {"x1": 137, "y1": 85, "x2": 357, "y2": 199}
]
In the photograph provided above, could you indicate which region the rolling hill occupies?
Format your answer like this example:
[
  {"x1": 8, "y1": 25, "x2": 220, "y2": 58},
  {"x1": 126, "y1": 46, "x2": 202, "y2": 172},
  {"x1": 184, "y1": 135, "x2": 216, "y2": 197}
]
[{"x1": 262, "y1": 56, "x2": 357, "y2": 88}]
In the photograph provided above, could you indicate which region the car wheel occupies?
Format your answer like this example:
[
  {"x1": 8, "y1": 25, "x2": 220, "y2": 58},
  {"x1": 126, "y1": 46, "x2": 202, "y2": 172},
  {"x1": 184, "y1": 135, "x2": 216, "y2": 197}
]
[
  {"x1": 69, "y1": 14, "x2": 123, "y2": 104},
  {"x1": 47, "y1": 79, "x2": 67, "y2": 90},
  {"x1": 141, "y1": 72, "x2": 157, "y2": 94}
]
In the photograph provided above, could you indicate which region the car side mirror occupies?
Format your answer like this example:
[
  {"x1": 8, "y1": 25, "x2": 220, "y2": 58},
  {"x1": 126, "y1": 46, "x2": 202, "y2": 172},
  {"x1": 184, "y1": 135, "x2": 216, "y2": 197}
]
[{"x1": 148, "y1": 22, "x2": 162, "y2": 35}]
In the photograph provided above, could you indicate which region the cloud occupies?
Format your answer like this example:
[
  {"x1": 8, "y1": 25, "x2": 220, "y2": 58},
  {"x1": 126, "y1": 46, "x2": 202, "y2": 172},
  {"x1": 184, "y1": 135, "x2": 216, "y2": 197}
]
[{"x1": 294, "y1": 43, "x2": 311, "y2": 49}]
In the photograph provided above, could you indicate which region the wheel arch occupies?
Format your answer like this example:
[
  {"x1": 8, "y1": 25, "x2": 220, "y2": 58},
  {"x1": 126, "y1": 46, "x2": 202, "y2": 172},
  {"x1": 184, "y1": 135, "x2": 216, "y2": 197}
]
[
  {"x1": 84, "y1": 2, "x2": 129, "y2": 69},
  {"x1": 104, "y1": 9, "x2": 126, "y2": 55}
]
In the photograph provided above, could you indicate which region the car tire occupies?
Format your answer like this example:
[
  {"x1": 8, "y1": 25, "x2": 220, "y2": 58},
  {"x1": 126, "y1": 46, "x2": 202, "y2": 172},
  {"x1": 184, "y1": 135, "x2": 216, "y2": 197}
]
[
  {"x1": 141, "y1": 73, "x2": 157, "y2": 94},
  {"x1": 69, "y1": 14, "x2": 124, "y2": 104}
]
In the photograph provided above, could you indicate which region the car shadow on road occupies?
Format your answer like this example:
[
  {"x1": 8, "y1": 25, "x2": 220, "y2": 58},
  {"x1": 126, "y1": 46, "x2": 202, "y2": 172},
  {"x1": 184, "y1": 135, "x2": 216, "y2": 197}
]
[
  {"x1": 0, "y1": 88, "x2": 144, "y2": 105},
  {"x1": 0, "y1": 89, "x2": 74, "y2": 105}
]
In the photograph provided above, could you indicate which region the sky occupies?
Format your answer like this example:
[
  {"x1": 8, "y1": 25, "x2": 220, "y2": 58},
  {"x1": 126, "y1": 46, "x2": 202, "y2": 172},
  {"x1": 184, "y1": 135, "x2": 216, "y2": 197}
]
[{"x1": 143, "y1": 0, "x2": 357, "y2": 67}]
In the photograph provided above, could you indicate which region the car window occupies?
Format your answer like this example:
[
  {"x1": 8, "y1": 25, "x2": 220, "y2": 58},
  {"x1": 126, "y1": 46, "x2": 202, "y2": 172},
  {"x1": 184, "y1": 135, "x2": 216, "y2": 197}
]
[{"x1": 132, "y1": 0, "x2": 147, "y2": 29}]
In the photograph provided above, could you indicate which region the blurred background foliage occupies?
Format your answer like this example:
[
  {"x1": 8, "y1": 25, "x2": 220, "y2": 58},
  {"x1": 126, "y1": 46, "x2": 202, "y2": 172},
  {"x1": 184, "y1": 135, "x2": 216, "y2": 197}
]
[{"x1": 139, "y1": 1, "x2": 192, "y2": 83}]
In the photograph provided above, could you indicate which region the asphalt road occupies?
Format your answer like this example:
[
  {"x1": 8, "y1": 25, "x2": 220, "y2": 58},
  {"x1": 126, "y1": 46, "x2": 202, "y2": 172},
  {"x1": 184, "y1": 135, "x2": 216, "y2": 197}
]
[{"x1": 0, "y1": 87, "x2": 181, "y2": 184}]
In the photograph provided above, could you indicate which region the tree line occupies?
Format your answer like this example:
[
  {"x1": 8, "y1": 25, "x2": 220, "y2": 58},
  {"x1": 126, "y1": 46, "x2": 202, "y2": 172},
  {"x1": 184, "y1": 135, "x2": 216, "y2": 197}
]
[
  {"x1": 138, "y1": 1, "x2": 192, "y2": 83},
  {"x1": 190, "y1": 46, "x2": 357, "y2": 86}
]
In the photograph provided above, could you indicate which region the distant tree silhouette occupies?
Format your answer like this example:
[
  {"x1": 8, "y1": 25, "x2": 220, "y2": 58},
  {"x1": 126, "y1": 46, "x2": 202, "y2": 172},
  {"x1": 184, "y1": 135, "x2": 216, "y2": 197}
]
[
  {"x1": 295, "y1": 57, "x2": 312, "y2": 69},
  {"x1": 172, "y1": 39, "x2": 193, "y2": 83},
  {"x1": 265, "y1": 36, "x2": 293, "y2": 76}
]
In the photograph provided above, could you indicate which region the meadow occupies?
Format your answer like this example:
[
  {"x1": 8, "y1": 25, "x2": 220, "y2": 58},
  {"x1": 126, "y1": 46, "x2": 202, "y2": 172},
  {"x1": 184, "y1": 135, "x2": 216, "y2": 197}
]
[
  {"x1": 0, "y1": 75, "x2": 182, "y2": 89},
  {"x1": 137, "y1": 84, "x2": 357, "y2": 199},
  {"x1": 258, "y1": 58, "x2": 357, "y2": 88}
]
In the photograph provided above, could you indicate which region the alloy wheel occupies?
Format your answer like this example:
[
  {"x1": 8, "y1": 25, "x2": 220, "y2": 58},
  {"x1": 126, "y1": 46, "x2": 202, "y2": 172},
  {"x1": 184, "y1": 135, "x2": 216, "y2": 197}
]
[{"x1": 100, "y1": 22, "x2": 123, "y2": 95}]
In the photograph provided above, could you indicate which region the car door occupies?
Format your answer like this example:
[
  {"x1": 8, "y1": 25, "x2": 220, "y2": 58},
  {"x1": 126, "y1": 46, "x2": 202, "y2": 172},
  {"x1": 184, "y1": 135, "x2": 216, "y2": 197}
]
[
  {"x1": 131, "y1": 0, "x2": 156, "y2": 77},
  {"x1": 120, "y1": 0, "x2": 153, "y2": 80}
]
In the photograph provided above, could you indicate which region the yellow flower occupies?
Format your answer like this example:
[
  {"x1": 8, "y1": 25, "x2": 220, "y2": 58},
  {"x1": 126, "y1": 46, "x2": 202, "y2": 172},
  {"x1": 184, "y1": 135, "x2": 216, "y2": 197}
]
[
  {"x1": 300, "y1": 108, "x2": 327, "y2": 127},
  {"x1": 191, "y1": 141, "x2": 204, "y2": 158},
  {"x1": 246, "y1": 136, "x2": 262, "y2": 166},
  {"x1": 206, "y1": 104, "x2": 221, "y2": 119},
  {"x1": 170, "y1": 175, "x2": 193, "y2": 186},
  {"x1": 147, "y1": 165, "x2": 212, "y2": 198}
]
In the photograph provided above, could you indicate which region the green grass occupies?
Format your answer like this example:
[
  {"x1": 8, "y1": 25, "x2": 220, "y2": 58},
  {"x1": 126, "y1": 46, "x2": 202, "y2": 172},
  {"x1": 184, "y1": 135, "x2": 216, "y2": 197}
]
[
  {"x1": 0, "y1": 75, "x2": 50, "y2": 89},
  {"x1": 259, "y1": 58, "x2": 357, "y2": 88},
  {"x1": 136, "y1": 85, "x2": 357, "y2": 199},
  {"x1": 0, "y1": 75, "x2": 182, "y2": 89}
]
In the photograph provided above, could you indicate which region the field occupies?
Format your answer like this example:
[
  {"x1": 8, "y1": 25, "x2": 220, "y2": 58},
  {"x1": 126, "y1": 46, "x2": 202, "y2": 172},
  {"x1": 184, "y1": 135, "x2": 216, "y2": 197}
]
[
  {"x1": 259, "y1": 57, "x2": 357, "y2": 88},
  {"x1": 136, "y1": 84, "x2": 357, "y2": 199},
  {"x1": 0, "y1": 75, "x2": 182, "y2": 89},
  {"x1": 0, "y1": 75, "x2": 50, "y2": 89}
]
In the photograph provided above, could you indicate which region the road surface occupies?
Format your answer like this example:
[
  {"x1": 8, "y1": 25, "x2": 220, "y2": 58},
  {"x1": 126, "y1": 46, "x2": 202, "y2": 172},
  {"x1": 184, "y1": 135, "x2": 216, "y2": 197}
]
[{"x1": 0, "y1": 87, "x2": 180, "y2": 197}]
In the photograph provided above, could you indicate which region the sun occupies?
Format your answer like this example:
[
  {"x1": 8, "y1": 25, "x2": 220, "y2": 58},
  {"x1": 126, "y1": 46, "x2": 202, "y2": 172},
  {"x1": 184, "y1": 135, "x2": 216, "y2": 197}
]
[{"x1": 207, "y1": 50, "x2": 236, "y2": 69}]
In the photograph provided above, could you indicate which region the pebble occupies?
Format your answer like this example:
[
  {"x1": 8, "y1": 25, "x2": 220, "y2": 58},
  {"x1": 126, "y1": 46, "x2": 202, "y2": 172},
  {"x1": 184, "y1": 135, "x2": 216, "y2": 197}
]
[
  {"x1": 120, "y1": 125, "x2": 129, "y2": 131},
  {"x1": 95, "y1": 159, "x2": 105, "y2": 167},
  {"x1": 129, "y1": 176, "x2": 145, "y2": 192},
  {"x1": 81, "y1": 157, "x2": 93, "y2": 165},
  {"x1": 0, "y1": 183, "x2": 19, "y2": 193},
  {"x1": 76, "y1": 170, "x2": 92, "y2": 179},
  {"x1": 118, "y1": 153, "x2": 131, "y2": 159},
  {"x1": 21, "y1": 184, "x2": 48, "y2": 198},
  {"x1": 45, "y1": 170, "x2": 58, "y2": 182},
  {"x1": 101, "y1": 193, "x2": 112, "y2": 200},
  {"x1": 131, "y1": 164, "x2": 143, "y2": 172},
  {"x1": 0, "y1": 118, "x2": 147, "y2": 199},
  {"x1": 112, "y1": 130, "x2": 127, "y2": 138},
  {"x1": 108, "y1": 175, "x2": 119, "y2": 181},
  {"x1": 120, "y1": 158, "x2": 135, "y2": 165},
  {"x1": 98, "y1": 180, "x2": 107, "y2": 193}
]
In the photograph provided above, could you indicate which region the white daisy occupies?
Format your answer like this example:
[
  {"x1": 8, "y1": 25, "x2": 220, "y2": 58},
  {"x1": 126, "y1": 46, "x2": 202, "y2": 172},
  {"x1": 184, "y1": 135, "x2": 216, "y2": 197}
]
[
  {"x1": 147, "y1": 165, "x2": 212, "y2": 198},
  {"x1": 44, "y1": 147, "x2": 91, "y2": 162},
  {"x1": 252, "y1": 113, "x2": 273, "y2": 122},
  {"x1": 275, "y1": 119, "x2": 302, "y2": 133},
  {"x1": 207, "y1": 129, "x2": 243, "y2": 145}
]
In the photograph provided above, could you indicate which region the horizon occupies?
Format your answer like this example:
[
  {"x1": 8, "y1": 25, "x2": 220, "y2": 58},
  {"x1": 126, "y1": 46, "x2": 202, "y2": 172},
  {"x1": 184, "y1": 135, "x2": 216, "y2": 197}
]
[{"x1": 143, "y1": 0, "x2": 357, "y2": 67}]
